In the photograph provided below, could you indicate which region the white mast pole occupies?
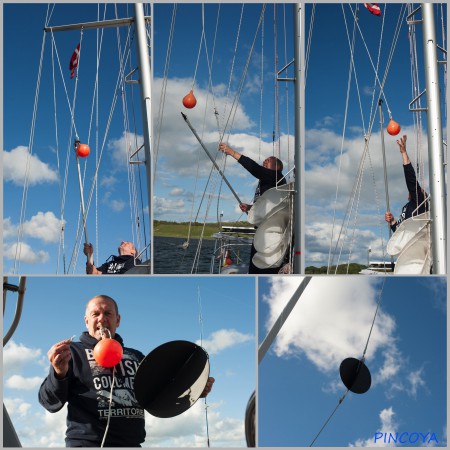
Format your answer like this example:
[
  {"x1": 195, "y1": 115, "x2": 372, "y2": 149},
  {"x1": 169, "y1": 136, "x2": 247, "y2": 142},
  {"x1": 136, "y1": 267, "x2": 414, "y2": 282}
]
[
  {"x1": 293, "y1": 3, "x2": 303, "y2": 274},
  {"x1": 134, "y1": 3, "x2": 153, "y2": 270},
  {"x1": 422, "y1": 4, "x2": 446, "y2": 274}
]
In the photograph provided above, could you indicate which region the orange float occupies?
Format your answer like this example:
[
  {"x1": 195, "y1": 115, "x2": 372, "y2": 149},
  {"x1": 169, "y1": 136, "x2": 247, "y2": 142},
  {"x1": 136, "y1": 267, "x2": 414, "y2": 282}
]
[
  {"x1": 76, "y1": 143, "x2": 90, "y2": 158},
  {"x1": 93, "y1": 337, "x2": 123, "y2": 367},
  {"x1": 183, "y1": 90, "x2": 197, "y2": 109},
  {"x1": 386, "y1": 118, "x2": 401, "y2": 136}
]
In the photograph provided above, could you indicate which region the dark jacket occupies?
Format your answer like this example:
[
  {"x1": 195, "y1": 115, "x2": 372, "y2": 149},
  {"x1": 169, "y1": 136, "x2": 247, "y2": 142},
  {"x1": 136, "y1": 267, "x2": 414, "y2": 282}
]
[
  {"x1": 38, "y1": 332, "x2": 146, "y2": 447},
  {"x1": 238, "y1": 155, "x2": 286, "y2": 201},
  {"x1": 392, "y1": 162, "x2": 428, "y2": 232},
  {"x1": 98, "y1": 255, "x2": 141, "y2": 274}
]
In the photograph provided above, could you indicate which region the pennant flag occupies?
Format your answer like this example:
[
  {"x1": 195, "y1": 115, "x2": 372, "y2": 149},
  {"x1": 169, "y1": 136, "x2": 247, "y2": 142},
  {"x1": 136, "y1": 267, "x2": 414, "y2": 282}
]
[
  {"x1": 69, "y1": 43, "x2": 80, "y2": 79},
  {"x1": 364, "y1": 3, "x2": 381, "y2": 16}
]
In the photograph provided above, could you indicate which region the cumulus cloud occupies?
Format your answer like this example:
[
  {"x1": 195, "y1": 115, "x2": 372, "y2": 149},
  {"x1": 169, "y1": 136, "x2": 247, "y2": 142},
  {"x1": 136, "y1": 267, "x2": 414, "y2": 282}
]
[
  {"x1": 154, "y1": 196, "x2": 187, "y2": 217},
  {"x1": 3, "y1": 212, "x2": 64, "y2": 247},
  {"x1": 351, "y1": 406, "x2": 398, "y2": 447},
  {"x1": 21, "y1": 211, "x2": 64, "y2": 243},
  {"x1": 107, "y1": 131, "x2": 144, "y2": 168},
  {"x1": 3, "y1": 242, "x2": 50, "y2": 264},
  {"x1": 5, "y1": 375, "x2": 44, "y2": 390},
  {"x1": 109, "y1": 199, "x2": 126, "y2": 212},
  {"x1": 197, "y1": 329, "x2": 253, "y2": 356},
  {"x1": 4, "y1": 398, "x2": 33, "y2": 418},
  {"x1": 3, "y1": 146, "x2": 58, "y2": 186},
  {"x1": 305, "y1": 124, "x2": 431, "y2": 266},
  {"x1": 144, "y1": 401, "x2": 245, "y2": 447},
  {"x1": 3, "y1": 341, "x2": 43, "y2": 377},
  {"x1": 263, "y1": 277, "x2": 397, "y2": 375}
]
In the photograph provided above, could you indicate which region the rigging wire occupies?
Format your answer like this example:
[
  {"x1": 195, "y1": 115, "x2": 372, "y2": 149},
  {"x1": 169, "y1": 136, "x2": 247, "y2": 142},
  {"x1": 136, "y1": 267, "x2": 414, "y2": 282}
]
[
  {"x1": 196, "y1": 287, "x2": 211, "y2": 447},
  {"x1": 304, "y1": 4, "x2": 316, "y2": 85},
  {"x1": 326, "y1": 5, "x2": 359, "y2": 273},
  {"x1": 14, "y1": 27, "x2": 48, "y2": 273},
  {"x1": 154, "y1": 4, "x2": 177, "y2": 181},
  {"x1": 309, "y1": 278, "x2": 386, "y2": 446},
  {"x1": 328, "y1": 5, "x2": 408, "y2": 270},
  {"x1": 50, "y1": 32, "x2": 66, "y2": 274}
]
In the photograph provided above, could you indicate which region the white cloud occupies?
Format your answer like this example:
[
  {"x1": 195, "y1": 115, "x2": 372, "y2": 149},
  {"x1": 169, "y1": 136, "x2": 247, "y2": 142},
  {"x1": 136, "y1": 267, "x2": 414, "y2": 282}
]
[
  {"x1": 21, "y1": 211, "x2": 64, "y2": 243},
  {"x1": 170, "y1": 187, "x2": 185, "y2": 196},
  {"x1": 197, "y1": 329, "x2": 253, "y2": 356},
  {"x1": 3, "y1": 217, "x2": 17, "y2": 239},
  {"x1": 3, "y1": 146, "x2": 58, "y2": 185},
  {"x1": 144, "y1": 401, "x2": 245, "y2": 447},
  {"x1": 109, "y1": 199, "x2": 126, "y2": 212},
  {"x1": 351, "y1": 406, "x2": 398, "y2": 447},
  {"x1": 3, "y1": 241, "x2": 50, "y2": 264},
  {"x1": 3, "y1": 341, "x2": 43, "y2": 377},
  {"x1": 407, "y1": 367, "x2": 426, "y2": 398},
  {"x1": 154, "y1": 196, "x2": 187, "y2": 217},
  {"x1": 305, "y1": 124, "x2": 431, "y2": 266},
  {"x1": 107, "y1": 131, "x2": 143, "y2": 168},
  {"x1": 4, "y1": 398, "x2": 32, "y2": 417},
  {"x1": 263, "y1": 278, "x2": 397, "y2": 375},
  {"x1": 6, "y1": 375, "x2": 44, "y2": 390}
]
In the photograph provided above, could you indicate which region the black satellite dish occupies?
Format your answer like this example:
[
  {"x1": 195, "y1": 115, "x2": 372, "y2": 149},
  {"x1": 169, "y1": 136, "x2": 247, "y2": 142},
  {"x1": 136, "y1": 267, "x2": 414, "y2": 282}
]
[
  {"x1": 339, "y1": 357, "x2": 371, "y2": 394},
  {"x1": 134, "y1": 340, "x2": 210, "y2": 418}
]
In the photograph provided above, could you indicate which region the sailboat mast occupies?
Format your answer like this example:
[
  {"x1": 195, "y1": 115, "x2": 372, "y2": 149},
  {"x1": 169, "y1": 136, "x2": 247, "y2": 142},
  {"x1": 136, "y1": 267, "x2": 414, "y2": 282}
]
[
  {"x1": 293, "y1": 3, "x2": 303, "y2": 274},
  {"x1": 422, "y1": 4, "x2": 446, "y2": 274},
  {"x1": 134, "y1": 3, "x2": 153, "y2": 270}
]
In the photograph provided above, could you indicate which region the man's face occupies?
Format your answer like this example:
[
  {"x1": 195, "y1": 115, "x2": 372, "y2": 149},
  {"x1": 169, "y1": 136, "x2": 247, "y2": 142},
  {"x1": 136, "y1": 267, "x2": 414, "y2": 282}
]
[
  {"x1": 84, "y1": 297, "x2": 121, "y2": 340},
  {"x1": 262, "y1": 157, "x2": 271, "y2": 169},
  {"x1": 118, "y1": 241, "x2": 136, "y2": 256}
]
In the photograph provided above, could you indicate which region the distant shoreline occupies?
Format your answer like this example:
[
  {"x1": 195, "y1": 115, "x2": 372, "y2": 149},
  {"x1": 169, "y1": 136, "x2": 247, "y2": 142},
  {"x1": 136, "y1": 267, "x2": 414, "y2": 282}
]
[{"x1": 153, "y1": 220, "x2": 249, "y2": 240}]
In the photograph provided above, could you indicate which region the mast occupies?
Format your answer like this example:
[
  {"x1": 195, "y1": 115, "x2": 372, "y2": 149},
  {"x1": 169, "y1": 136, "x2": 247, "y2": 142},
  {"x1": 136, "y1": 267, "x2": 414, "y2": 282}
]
[
  {"x1": 421, "y1": 4, "x2": 446, "y2": 274},
  {"x1": 293, "y1": 3, "x2": 303, "y2": 274},
  {"x1": 134, "y1": 3, "x2": 153, "y2": 271}
]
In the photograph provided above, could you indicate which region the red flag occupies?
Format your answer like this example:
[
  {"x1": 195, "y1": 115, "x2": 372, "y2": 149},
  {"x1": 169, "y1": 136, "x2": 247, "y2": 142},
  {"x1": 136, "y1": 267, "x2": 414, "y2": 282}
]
[
  {"x1": 364, "y1": 3, "x2": 381, "y2": 16},
  {"x1": 69, "y1": 43, "x2": 80, "y2": 79}
]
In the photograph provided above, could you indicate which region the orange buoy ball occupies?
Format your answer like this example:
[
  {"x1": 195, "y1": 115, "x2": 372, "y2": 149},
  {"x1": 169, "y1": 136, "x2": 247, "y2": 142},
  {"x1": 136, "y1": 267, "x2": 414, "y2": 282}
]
[
  {"x1": 93, "y1": 338, "x2": 123, "y2": 367},
  {"x1": 76, "y1": 143, "x2": 90, "y2": 158},
  {"x1": 386, "y1": 118, "x2": 401, "y2": 136},
  {"x1": 183, "y1": 90, "x2": 197, "y2": 109}
]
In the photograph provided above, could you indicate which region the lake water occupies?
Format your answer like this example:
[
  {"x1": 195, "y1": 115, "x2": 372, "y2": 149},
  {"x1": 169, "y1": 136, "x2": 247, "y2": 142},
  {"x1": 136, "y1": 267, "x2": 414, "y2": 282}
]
[{"x1": 153, "y1": 236, "x2": 251, "y2": 274}]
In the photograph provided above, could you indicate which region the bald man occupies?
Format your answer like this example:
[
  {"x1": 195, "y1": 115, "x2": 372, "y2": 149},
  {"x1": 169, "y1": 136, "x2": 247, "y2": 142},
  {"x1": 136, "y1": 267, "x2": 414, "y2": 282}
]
[{"x1": 39, "y1": 295, "x2": 214, "y2": 447}]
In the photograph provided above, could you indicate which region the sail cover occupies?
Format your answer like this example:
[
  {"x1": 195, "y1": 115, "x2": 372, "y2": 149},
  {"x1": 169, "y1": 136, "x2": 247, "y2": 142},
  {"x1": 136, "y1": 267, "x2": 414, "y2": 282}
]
[
  {"x1": 386, "y1": 212, "x2": 431, "y2": 275},
  {"x1": 248, "y1": 184, "x2": 292, "y2": 270}
]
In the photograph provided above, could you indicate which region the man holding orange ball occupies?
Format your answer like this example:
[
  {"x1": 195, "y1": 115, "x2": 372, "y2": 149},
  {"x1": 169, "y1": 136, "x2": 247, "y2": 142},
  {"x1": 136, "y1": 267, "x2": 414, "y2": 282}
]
[
  {"x1": 39, "y1": 295, "x2": 214, "y2": 447},
  {"x1": 384, "y1": 135, "x2": 429, "y2": 232}
]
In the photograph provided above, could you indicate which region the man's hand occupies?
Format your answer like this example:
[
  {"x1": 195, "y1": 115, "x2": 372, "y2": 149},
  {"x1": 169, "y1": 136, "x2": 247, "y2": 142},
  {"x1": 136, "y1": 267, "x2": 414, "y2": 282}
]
[
  {"x1": 239, "y1": 203, "x2": 252, "y2": 213},
  {"x1": 385, "y1": 212, "x2": 395, "y2": 225},
  {"x1": 219, "y1": 143, "x2": 241, "y2": 160},
  {"x1": 86, "y1": 262, "x2": 101, "y2": 275},
  {"x1": 200, "y1": 377, "x2": 215, "y2": 398},
  {"x1": 48, "y1": 339, "x2": 72, "y2": 379},
  {"x1": 83, "y1": 243, "x2": 93, "y2": 256},
  {"x1": 396, "y1": 134, "x2": 407, "y2": 153}
]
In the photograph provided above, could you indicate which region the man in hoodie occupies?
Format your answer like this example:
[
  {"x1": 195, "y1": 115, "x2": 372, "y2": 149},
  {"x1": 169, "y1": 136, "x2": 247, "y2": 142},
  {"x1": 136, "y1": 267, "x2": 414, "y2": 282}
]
[
  {"x1": 83, "y1": 241, "x2": 141, "y2": 275},
  {"x1": 218, "y1": 143, "x2": 286, "y2": 274},
  {"x1": 384, "y1": 135, "x2": 429, "y2": 232},
  {"x1": 39, "y1": 295, "x2": 214, "y2": 447}
]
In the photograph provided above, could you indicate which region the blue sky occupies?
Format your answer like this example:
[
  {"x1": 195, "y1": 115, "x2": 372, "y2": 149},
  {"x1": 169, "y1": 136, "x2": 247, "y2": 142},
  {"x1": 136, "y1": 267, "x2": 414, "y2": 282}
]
[
  {"x1": 3, "y1": 4, "x2": 152, "y2": 275},
  {"x1": 3, "y1": 275, "x2": 256, "y2": 447},
  {"x1": 258, "y1": 276, "x2": 447, "y2": 447},
  {"x1": 153, "y1": 3, "x2": 296, "y2": 225},
  {"x1": 304, "y1": 3, "x2": 447, "y2": 267}
]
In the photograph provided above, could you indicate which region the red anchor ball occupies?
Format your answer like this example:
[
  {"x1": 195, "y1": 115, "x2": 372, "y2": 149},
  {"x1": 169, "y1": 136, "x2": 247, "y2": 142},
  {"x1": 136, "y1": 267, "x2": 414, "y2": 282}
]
[
  {"x1": 93, "y1": 338, "x2": 123, "y2": 367},
  {"x1": 183, "y1": 90, "x2": 197, "y2": 109},
  {"x1": 76, "y1": 143, "x2": 90, "y2": 158},
  {"x1": 386, "y1": 119, "x2": 401, "y2": 136}
]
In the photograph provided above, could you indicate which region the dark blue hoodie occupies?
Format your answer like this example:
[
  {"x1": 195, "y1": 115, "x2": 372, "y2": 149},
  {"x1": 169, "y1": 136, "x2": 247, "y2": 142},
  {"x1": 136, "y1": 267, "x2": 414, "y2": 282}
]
[{"x1": 38, "y1": 332, "x2": 146, "y2": 447}]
